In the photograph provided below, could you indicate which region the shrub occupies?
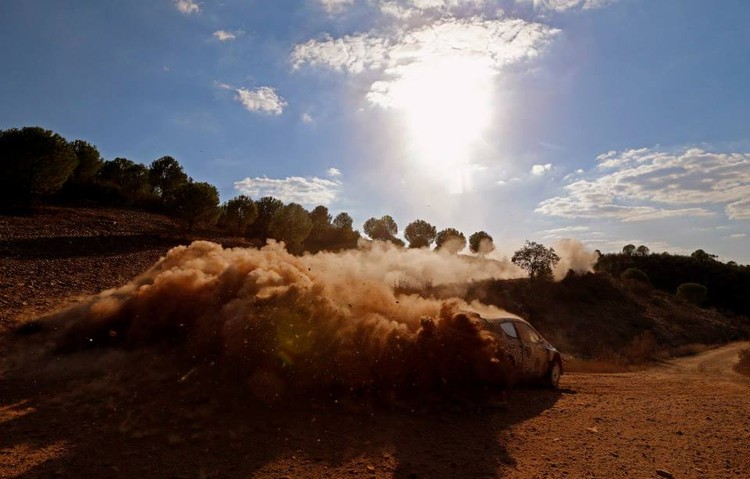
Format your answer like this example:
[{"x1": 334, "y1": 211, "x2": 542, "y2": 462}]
[
  {"x1": 624, "y1": 331, "x2": 659, "y2": 363},
  {"x1": 676, "y1": 282, "x2": 708, "y2": 306},
  {"x1": 621, "y1": 268, "x2": 649, "y2": 284},
  {"x1": 620, "y1": 268, "x2": 651, "y2": 295}
]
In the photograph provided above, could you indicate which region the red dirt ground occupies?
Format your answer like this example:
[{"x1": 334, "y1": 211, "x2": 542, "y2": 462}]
[
  {"x1": 2, "y1": 208, "x2": 749, "y2": 478},
  {"x1": 1, "y1": 340, "x2": 748, "y2": 479}
]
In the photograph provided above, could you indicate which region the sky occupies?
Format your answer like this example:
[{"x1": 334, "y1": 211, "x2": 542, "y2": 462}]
[{"x1": 1, "y1": 0, "x2": 749, "y2": 263}]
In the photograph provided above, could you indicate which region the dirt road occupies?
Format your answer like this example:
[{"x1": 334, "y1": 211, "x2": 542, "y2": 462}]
[
  {"x1": 503, "y1": 342, "x2": 750, "y2": 478},
  {"x1": 1, "y1": 341, "x2": 748, "y2": 479}
]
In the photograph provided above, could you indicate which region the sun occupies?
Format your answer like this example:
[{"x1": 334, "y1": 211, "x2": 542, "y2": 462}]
[{"x1": 383, "y1": 55, "x2": 496, "y2": 194}]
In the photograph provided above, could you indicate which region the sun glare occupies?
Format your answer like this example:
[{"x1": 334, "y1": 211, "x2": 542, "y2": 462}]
[{"x1": 385, "y1": 56, "x2": 495, "y2": 194}]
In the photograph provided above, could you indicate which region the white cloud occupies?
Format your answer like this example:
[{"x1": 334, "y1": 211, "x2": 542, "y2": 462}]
[
  {"x1": 301, "y1": 112, "x2": 314, "y2": 124},
  {"x1": 174, "y1": 0, "x2": 200, "y2": 14},
  {"x1": 537, "y1": 148, "x2": 750, "y2": 222},
  {"x1": 726, "y1": 197, "x2": 750, "y2": 220},
  {"x1": 376, "y1": 0, "x2": 490, "y2": 18},
  {"x1": 291, "y1": 17, "x2": 559, "y2": 108},
  {"x1": 531, "y1": 163, "x2": 552, "y2": 176},
  {"x1": 729, "y1": 233, "x2": 747, "y2": 240},
  {"x1": 292, "y1": 33, "x2": 390, "y2": 74},
  {"x1": 319, "y1": 0, "x2": 355, "y2": 13},
  {"x1": 316, "y1": 0, "x2": 490, "y2": 17},
  {"x1": 213, "y1": 30, "x2": 237, "y2": 42},
  {"x1": 327, "y1": 167, "x2": 342, "y2": 177},
  {"x1": 539, "y1": 225, "x2": 589, "y2": 239},
  {"x1": 497, "y1": 177, "x2": 520, "y2": 185},
  {"x1": 234, "y1": 177, "x2": 340, "y2": 206},
  {"x1": 316, "y1": 0, "x2": 619, "y2": 18},
  {"x1": 525, "y1": 0, "x2": 618, "y2": 12},
  {"x1": 235, "y1": 87, "x2": 287, "y2": 115}
]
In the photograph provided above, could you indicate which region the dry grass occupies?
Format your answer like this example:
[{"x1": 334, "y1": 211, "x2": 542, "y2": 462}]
[
  {"x1": 565, "y1": 343, "x2": 725, "y2": 374},
  {"x1": 565, "y1": 332, "x2": 670, "y2": 373},
  {"x1": 563, "y1": 356, "x2": 634, "y2": 373},
  {"x1": 668, "y1": 343, "x2": 711, "y2": 358},
  {"x1": 735, "y1": 348, "x2": 750, "y2": 378}
]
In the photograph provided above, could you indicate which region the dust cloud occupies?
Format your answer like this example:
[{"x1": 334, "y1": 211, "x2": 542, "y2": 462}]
[
  {"x1": 552, "y1": 239, "x2": 599, "y2": 280},
  {"x1": 52, "y1": 239, "x2": 591, "y2": 399},
  {"x1": 439, "y1": 237, "x2": 467, "y2": 254},
  {"x1": 55, "y1": 241, "x2": 521, "y2": 399},
  {"x1": 477, "y1": 237, "x2": 496, "y2": 255}
]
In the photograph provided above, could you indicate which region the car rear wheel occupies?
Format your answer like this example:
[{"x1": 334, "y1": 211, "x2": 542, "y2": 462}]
[{"x1": 545, "y1": 359, "x2": 562, "y2": 389}]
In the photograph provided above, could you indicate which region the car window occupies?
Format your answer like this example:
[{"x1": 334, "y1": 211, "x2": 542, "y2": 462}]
[
  {"x1": 500, "y1": 322, "x2": 518, "y2": 338},
  {"x1": 515, "y1": 322, "x2": 541, "y2": 343}
]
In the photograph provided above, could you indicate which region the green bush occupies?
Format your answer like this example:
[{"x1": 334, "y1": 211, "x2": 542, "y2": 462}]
[
  {"x1": 621, "y1": 268, "x2": 650, "y2": 284},
  {"x1": 676, "y1": 283, "x2": 708, "y2": 306}
]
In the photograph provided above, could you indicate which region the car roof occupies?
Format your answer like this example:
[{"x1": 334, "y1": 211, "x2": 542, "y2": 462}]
[
  {"x1": 461, "y1": 310, "x2": 532, "y2": 327},
  {"x1": 482, "y1": 316, "x2": 532, "y2": 327}
]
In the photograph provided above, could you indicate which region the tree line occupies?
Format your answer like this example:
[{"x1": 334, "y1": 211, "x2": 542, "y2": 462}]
[
  {"x1": 0, "y1": 125, "x2": 517, "y2": 258},
  {"x1": 4, "y1": 125, "x2": 746, "y2": 309},
  {"x1": 596, "y1": 244, "x2": 750, "y2": 317}
]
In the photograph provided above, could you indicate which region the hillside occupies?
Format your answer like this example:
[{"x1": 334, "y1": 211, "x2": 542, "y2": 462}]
[
  {"x1": 597, "y1": 252, "x2": 750, "y2": 317},
  {"x1": 0, "y1": 208, "x2": 177, "y2": 331},
  {"x1": 3, "y1": 206, "x2": 748, "y2": 359},
  {"x1": 423, "y1": 274, "x2": 749, "y2": 364}
]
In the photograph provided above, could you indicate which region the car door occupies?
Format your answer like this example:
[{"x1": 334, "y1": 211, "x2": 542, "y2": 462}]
[
  {"x1": 514, "y1": 322, "x2": 549, "y2": 379},
  {"x1": 495, "y1": 321, "x2": 523, "y2": 368}
]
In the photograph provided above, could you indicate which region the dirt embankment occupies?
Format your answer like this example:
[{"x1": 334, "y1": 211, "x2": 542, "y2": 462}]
[{"x1": 0, "y1": 207, "x2": 192, "y2": 330}]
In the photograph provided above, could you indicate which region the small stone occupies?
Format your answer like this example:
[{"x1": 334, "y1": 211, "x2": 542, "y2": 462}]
[{"x1": 656, "y1": 469, "x2": 674, "y2": 478}]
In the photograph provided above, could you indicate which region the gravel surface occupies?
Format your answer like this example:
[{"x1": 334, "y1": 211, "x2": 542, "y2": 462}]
[
  {"x1": 0, "y1": 207, "x2": 184, "y2": 330},
  {"x1": 2, "y1": 207, "x2": 749, "y2": 478},
  {"x1": 1, "y1": 341, "x2": 748, "y2": 479}
]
